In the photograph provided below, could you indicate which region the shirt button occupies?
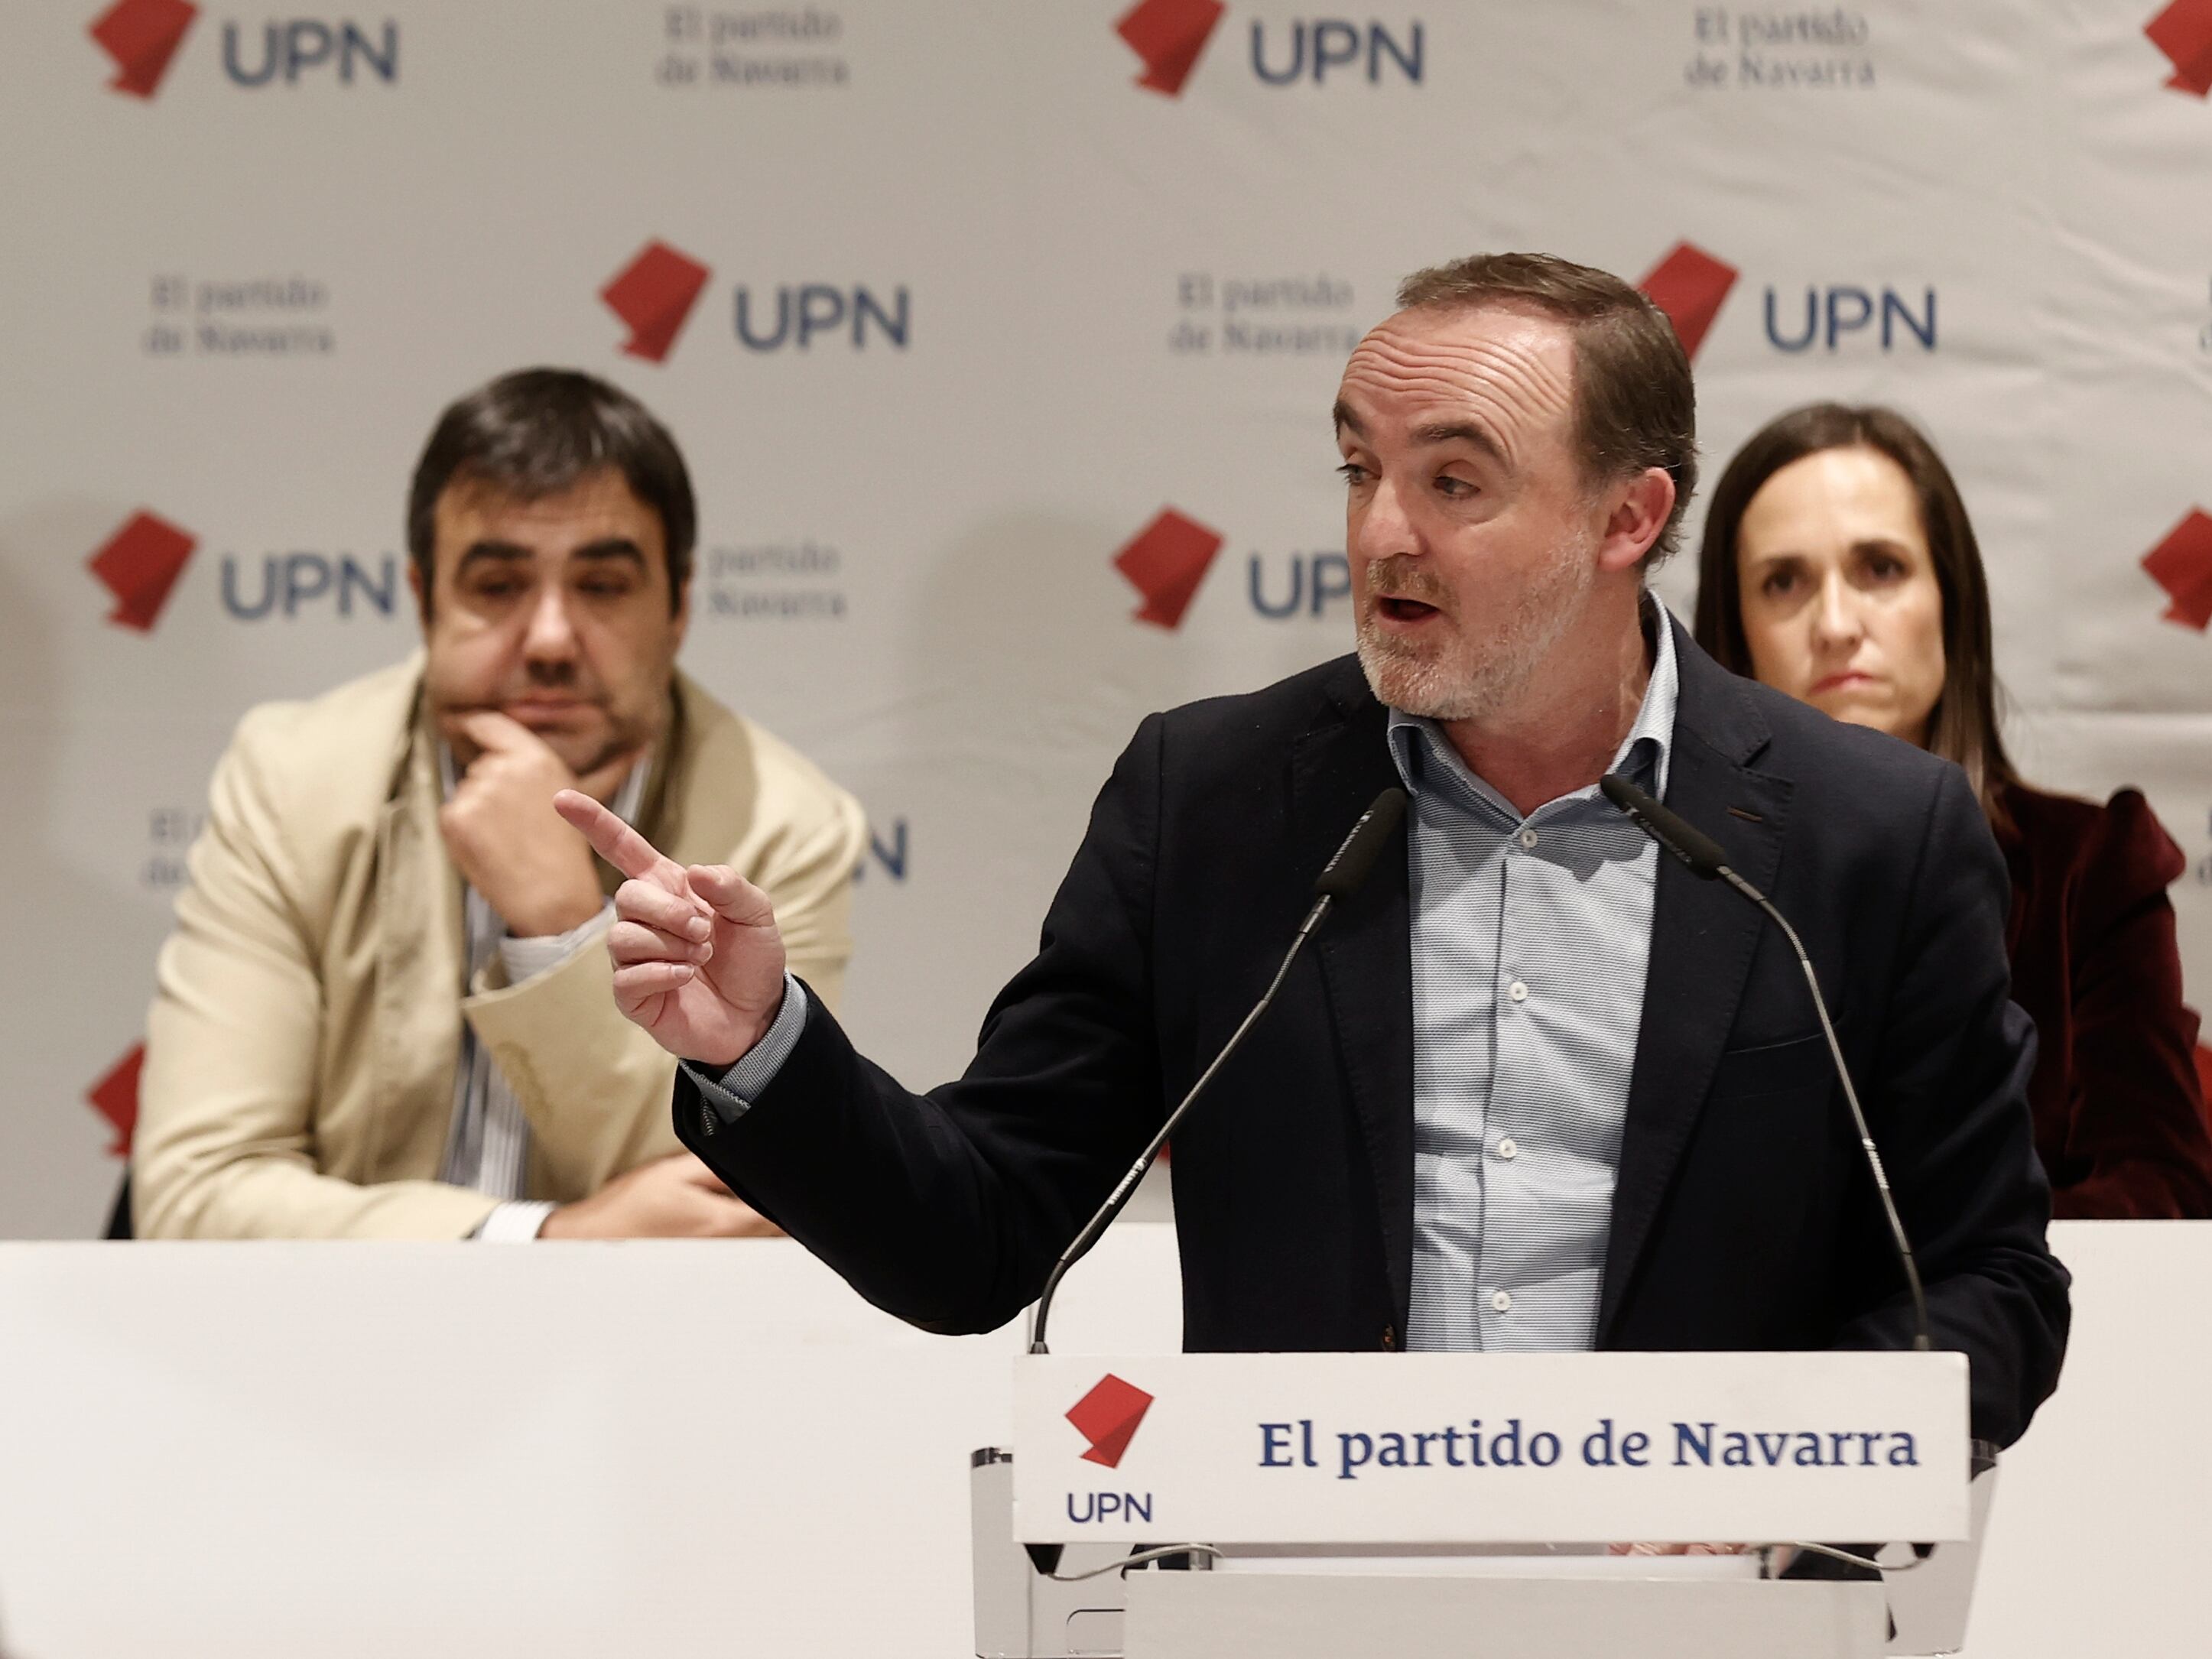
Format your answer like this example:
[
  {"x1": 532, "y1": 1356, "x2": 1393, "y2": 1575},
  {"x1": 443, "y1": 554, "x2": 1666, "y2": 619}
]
[
  {"x1": 1509, "y1": 980, "x2": 1528, "y2": 1003},
  {"x1": 1492, "y1": 1290, "x2": 1514, "y2": 1314},
  {"x1": 1519, "y1": 828, "x2": 1538, "y2": 849},
  {"x1": 1496, "y1": 1137, "x2": 1518, "y2": 1161}
]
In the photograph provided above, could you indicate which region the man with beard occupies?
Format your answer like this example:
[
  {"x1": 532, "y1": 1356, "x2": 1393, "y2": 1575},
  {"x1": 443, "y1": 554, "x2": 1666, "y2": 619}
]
[
  {"x1": 133, "y1": 368, "x2": 866, "y2": 1239},
  {"x1": 560, "y1": 255, "x2": 2067, "y2": 1449}
]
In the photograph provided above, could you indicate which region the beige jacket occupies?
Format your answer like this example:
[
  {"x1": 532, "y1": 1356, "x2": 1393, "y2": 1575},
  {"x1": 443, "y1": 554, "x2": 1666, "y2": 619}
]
[{"x1": 135, "y1": 658, "x2": 867, "y2": 1239}]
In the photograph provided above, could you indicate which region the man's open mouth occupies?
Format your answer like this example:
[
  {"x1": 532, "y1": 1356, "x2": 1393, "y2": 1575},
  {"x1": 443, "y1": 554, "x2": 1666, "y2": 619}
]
[{"x1": 1377, "y1": 596, "x2": 1441, "y2": 624}]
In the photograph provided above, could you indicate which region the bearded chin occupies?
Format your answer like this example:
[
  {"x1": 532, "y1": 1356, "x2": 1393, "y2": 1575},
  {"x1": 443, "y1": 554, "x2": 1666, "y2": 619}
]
[
  {"x1": 1355, "y1": 544, "x2": 1595, "y2": 723},
  {"x1": 1357, "y1": 629, "x2": 1522, "y2": 722}
]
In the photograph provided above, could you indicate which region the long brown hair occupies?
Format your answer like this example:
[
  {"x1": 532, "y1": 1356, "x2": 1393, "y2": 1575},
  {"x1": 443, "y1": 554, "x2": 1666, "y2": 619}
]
[{"x1": 1692, "y1": 404, "x2": 2019, "y2": 832}]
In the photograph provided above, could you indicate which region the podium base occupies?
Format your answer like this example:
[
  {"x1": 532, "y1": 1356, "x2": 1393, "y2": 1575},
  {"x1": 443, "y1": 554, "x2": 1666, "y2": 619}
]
[{"x1": 1123, "y1": 1570, "x2": 1889, "y2": 1658}]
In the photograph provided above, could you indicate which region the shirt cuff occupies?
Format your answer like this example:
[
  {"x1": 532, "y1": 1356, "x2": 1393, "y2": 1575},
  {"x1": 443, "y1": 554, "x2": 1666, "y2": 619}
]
[
  {"x1": 475, "y1": 1200, "x2": 555, "y2": 1242},
  {"x1": 498, "y1": 902, "x2": 616, "y2": 985},
  {"x1": 683, "y1": 973, "x2": 809, "y2": 1124}
]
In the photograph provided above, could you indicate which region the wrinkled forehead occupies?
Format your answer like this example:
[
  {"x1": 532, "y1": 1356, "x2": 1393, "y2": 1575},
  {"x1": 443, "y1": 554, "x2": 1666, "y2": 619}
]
[{"x1": 1336, "y1": 304, "x2": 1577, "y2": 459}]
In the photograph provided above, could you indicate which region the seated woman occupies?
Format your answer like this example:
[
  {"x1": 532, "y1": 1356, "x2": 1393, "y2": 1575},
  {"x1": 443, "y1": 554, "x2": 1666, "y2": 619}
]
[{"x1": 1694, "y1": 402, "x2": 2212, "y2": 1218}]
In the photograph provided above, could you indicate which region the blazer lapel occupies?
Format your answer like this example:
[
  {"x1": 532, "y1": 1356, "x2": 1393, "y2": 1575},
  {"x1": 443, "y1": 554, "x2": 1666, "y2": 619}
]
[
  {"x1": 371, "y1": 701, "x2": 467, "y2": 1175},
  {"x1": 1597, "y1": 627, "x2": 1791, "y2": 1344},
  {"x1": 1292, "y1": 664, "x2": 1417, "y2": 1330}
]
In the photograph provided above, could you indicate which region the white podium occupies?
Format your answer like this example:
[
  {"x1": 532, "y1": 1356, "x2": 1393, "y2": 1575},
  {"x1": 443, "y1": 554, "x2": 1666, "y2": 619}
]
[{"x1": 974, "y1": 1351, "x2": 1985, "y2": 1659}]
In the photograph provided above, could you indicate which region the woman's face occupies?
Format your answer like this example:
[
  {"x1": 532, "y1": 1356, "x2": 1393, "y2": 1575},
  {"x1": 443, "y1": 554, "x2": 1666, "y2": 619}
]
[{"x1": 1733, "y1": 445, "x2": 1948, "y2": 747}]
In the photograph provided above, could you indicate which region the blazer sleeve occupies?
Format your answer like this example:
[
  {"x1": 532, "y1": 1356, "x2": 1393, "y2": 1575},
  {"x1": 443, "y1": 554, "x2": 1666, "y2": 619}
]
[
  {"x1": 2046, "y1": 791, "x2": 2212, "y2": 1219},
  {"x1": 674, "y1": 716, "x2": 1171, "y2": 1334},
  {"x1": 1829, "y1": 764, "x2": 2071, "y2": 1448},
  {"x1": 134, "y1": 713, "x2": 499, "y2": 1240}
]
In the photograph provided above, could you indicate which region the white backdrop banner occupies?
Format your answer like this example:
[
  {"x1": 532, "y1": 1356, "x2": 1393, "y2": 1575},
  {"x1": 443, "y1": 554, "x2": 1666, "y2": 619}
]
[{"x1": 2, "y1": 2, "x2": 2209, "y2": 1235}]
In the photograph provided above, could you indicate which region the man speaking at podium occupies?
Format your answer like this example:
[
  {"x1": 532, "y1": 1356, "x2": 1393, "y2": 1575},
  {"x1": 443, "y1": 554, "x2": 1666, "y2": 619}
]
[{"x1": 560, "y1": 254, "x2": 2068, "y2": 1448}]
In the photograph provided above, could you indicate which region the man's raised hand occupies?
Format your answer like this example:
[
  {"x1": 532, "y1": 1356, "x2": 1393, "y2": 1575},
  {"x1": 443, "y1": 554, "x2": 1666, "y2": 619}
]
[{"x1": 553, "y1": 790, "x2": 788, "y2": 1068}]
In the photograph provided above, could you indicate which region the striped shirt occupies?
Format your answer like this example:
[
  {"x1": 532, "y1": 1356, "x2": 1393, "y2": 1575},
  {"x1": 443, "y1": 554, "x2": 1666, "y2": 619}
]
[
  {"x1": 1389, "y1": 605, "x2": 1678, "y2": 1352},
  {"x1": 438, "y1": 751, "x2": 647, "y2": 1242}
]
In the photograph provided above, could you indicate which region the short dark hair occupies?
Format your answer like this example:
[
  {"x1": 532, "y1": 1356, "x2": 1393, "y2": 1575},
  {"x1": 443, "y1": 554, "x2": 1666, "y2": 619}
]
[
  {"x1": 406, "y1": 368, "x2": 696, "y2": 615},
  {"x1": 1393, "y1": 252, "x2": 1699, "y2": 565},
  {"x1": 1693, "y1": 403, "x2": 2019, "y2": 827}
]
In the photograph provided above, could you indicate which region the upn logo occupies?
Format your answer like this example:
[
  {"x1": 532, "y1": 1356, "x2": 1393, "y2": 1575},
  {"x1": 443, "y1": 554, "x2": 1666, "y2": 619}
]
[
  {"x1": 1117, "y1": 0, "x2": 1225, "y2": 95},
  {"x1": 1067, "y1": 1373, "x2": 1155, "y2": 1469},
  {"x1": 87, "y1": 1043, "x2": 145, "y2": 1158},
  {"x1": 90, "y1": 0, "x2": 197, "y2": 97},
  {"x1": 90, "y1": 2, "x2": 400, "y2": 95},
  {"x1": 2142, "y1": 508, "x2": 2212, "y2": 629},
  {"x1": 603, "y1": 241, "x2": 713, "y2": 363},
  {"x1": 86, "y1": 508, "x2": 405, "y2": 629},
  {"x1": 216, "y1": 18, "x2": 398, "y2": 86},
  {"x1": 599, "y1": 238, "x2": 912, "y2": 365},
  {"x1": 92, "y1": 0, "x2": 197, "y2": 98},
  {"x1": 1635, "y1": 241, "x2": 1738, "y2": 362},
  {"x1": 89, "y1": 509, "x2": 197, "y2": 631},
  {"x1": 1114, "y1": 508, "x2": 1223, "y2": 628},
  {"x1": 1764, "y1": 284, "x2": 1937, "y2": 353},
  {"x1": 1116, "y1": 1, "x2": 1423, "y2": 96},
  {"x1": 1635, "y1": 243, "x2": 1934, "y2": 358},
  {"x1": 2146, "y1": 0, "x2": 2212, "y2": 97}
]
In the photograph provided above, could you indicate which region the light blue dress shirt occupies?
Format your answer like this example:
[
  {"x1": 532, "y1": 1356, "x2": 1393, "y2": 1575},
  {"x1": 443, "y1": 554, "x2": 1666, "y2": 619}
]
[
  {"x1": 693, "y1": 611, "x2": 1681, "y2": 1356},
  {"x1": 1390, "y1": 608, "x2": 1678, "y2": 1352}
]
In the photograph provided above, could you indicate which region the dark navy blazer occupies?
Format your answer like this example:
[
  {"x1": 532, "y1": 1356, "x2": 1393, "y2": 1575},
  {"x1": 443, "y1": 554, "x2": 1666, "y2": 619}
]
[{"x1": 678, "y1": 619, "x2": 2070, "y2": 1449}]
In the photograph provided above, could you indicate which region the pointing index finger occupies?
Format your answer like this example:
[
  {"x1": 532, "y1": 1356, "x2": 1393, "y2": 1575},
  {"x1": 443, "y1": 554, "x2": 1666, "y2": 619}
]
[{"x1": 554, "y1": 788, "x2": 674, "y2": 881}]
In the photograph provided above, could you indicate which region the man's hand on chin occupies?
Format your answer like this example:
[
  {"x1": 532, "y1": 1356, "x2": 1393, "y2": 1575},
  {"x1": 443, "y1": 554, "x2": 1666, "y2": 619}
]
[{"x1": 438, "y1": 710, "x2": 640, "y2": 938}]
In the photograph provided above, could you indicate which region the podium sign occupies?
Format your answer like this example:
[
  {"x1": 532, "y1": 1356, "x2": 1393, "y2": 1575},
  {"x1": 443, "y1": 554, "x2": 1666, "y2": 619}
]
[{"x1": 1013, "y1": 1351, "x2": 1968, "y2": 1546}]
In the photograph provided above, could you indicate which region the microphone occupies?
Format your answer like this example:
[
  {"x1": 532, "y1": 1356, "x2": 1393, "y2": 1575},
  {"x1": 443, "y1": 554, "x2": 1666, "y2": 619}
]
[
  {"x1": 1027, "y1": 787, "x2": 1408, "y2": 1354},
  {"x1": 1599, "y1": 773, "x2": 1932, "y2": 1354}
]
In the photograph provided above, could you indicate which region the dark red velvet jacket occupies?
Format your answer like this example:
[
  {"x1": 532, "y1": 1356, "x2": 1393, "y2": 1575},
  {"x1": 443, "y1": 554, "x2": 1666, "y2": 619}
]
[{"x1": 1999, "y1": 782, "x2": 2212, "y2": 1218}]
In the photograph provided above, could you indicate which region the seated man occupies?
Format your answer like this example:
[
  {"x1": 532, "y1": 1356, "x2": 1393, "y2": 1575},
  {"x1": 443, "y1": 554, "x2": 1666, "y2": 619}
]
[{"x1": 134, "y1": 368, "x2": 866, "y2": 1239}]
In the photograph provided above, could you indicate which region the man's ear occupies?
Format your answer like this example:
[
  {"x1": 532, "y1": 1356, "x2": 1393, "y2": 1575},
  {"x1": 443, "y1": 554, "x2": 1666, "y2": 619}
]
[
  {"x1": 1600, "y1": 468, "x2": 1677, "y2": 573},
  {"x1": 670, "y1": 577, "x2": 691, "y2": 653},
  {"x1": 406, "y1": 557, "x2": 431, "y2": 627}
]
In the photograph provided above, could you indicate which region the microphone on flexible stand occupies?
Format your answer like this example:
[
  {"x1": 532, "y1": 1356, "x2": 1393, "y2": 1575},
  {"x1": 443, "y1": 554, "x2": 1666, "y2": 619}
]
[
  {"x1": 1599, "y1": 773, "x2": 1932, "y2": 1354},
  {"x1": 1026, "y1": 787, "x2": 1409, "y2": 1355}
]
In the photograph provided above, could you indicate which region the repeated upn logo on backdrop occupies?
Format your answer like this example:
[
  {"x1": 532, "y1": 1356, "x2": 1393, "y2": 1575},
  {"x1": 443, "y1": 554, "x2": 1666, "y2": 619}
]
[
  {"x1": 2147, "y1": 0, "x2": 2212, "y2": 96},
  {"x1": 86, "y1": 1044, "x2": 144, "y2": 1160},
  {"x1": 2142, "y1": 508, "x2": 2212, "y2": 629},
  {"x1": 1114, "y1": 0, "x2": 1423, "y2": 96},
  {"x1": 1635, "y1": 241, "x2": 1935, "y2": 358},
  {"x1": 87, "y1": 510, "x2": 197, "y2": 631},
  {"x1": 599, "y1": 239, "x2": 911, "y2": 365},
  {"x1": 1114, "y1": 508, "x2": 1350, "y2": 631},
  {"x1": 90, "y1": 0, "x2": 400, "y2": 96},
  {"x1": 85, "y1": 508, "x2": 404, "y2": 631},
  {"x1": 89, "y1": 0, "x2": 197, "y2": 96},
  {"x1": 1114, "y1": 508, "x2": 1223, "y2": 628},
  {"x1": 1635, "y1": 242, "x2": 1739, "y2": 361}
]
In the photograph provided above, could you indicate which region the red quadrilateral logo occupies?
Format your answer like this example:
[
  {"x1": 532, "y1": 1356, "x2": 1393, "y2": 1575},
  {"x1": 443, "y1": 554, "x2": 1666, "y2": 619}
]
[
  {"x1": 1115, "y1": 508, "x2": 1223, "y2": 630},
  {"x1": 601, "y1": 240, "x2": 713, "y2": 364},
  {"x1": 1116, "y1": 0, "x2": 1227, "y2": 96},
  {"x1": 87, "y1": 1043, "x2": 145, "y2": 1159},
  {"x1": 89, "y1": 509, "x2": 197, "y2": 631},
  {"x1": 1635, "y1": 241, "x2": 1739, "y2": 362},
  {"x1": 2142, "y1": 508, "x2": 2212, "y2": 628},
  {"x1": 1067, "y1": 1374, "x2": 1155, "y2": 1469},
  {"x1": 2147, "y1": 0, "x2": 2212, "y2": 97},
  {"x1": 90, "y1": 0, "x2": 199, "y2": 99}
]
